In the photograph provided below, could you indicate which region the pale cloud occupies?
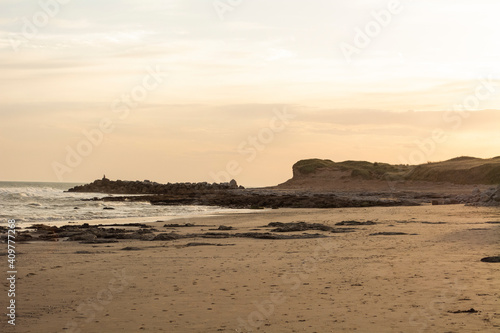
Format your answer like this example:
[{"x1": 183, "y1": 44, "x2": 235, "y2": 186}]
[{"x1": 2, "y1": 104, "x2": 500, "y2": 185}]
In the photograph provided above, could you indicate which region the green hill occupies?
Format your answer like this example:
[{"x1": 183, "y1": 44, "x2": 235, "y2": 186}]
[
  {"x1": 405, "y1": 156, "x2": 500, "y2": 184},
  {"x1": 291, "y1": 157, "x2": 500, "y2": 185}
]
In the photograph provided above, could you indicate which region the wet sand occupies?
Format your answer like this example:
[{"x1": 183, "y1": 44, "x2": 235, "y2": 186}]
[{"x1": 2, "y1": 205, "x2": 500, "y2": 332}]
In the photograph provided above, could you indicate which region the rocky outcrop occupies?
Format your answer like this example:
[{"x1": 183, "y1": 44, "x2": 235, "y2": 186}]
[
  {"x1": 143, "y1": 192, "x2": 419, "y2": 209},
  {"x1": 466, "y1": 185, "x2": 500, "y2": 206},
  {"x1": 67, "y1": 177, "x2": 243, "y2": 195},
  {"x1": 70, "y1": 177, "x2": 421, "y2": 209}
]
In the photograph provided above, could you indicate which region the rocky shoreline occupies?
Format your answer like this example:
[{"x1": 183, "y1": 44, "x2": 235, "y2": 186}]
[
  {"x1": 7, "y1": 205, "x2": 500, "y2": 333},
  {"x1": 67, "y1": 177, "x2": 243, "y2": 194},
  {"x1": 2, "y1": 221, "x2": 356, "y2": 244},
  {"x1": 0, "y1": 220, "x2": 413, "y2": 244},
  {"x1": 67, "y1": 177, "x2": 500, "y2": 209},
  {"x1": 95, "y1": 191, "x2": 421, "y2": 209}
]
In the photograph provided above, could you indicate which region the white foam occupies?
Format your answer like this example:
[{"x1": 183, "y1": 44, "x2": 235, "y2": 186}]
[{"x1": 0, "y1": 182, "x2": 247, "y2": 226}]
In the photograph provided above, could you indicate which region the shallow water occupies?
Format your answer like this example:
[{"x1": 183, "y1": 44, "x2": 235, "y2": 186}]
[{"x1": 0, "y1": 181, "x2": 246, "y2": 227}]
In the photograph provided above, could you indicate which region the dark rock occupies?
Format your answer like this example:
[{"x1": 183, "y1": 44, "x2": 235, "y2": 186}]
[
  {"x1": 113, "y1": 232, "x2": 151, "y2": 240},
  {"x1": 16, "y1": 233, "x2": 33, "y2": 242},
  {"x1": 481, "y1": 256, "x2": 500, "y2": 263},
  {"x1": 266, "y1": 222, "x2": 284, "y2": 227},
  {"x1": 266, "y1": 222, "x2": 333, "y2": 232},
  {"x1": 449, "y1": 308, "x2": 479, "y2": 314},
  {"x1": 121, "y1": 247, "x2": 143, "y2": 251},
  {"x1": 164, "y1": 223, "x2": 196, "y2": 228},
  {"x1": 27, "y1": 224, "x2": 58, "y2": 232},
  {"x1": 217, "y1": 225, "x2": 233, "y2": 231},
  {"x1": 152, "y1": 233, "x2": 183, "y2": 241},
  {"x1": 369, "y1": 232, "x2": 410, "y2": 236},
  {"x1": 38, "y1": 233, "x2": 60, "y2": 241},
  {"x1": 200, "y1": 233, "x2": 232, "y2": 239},
  {"x1": 335, "y1": 221, "x2": 376, "y2": 226},
  {"x1": 58, "y1": 231, "x2": 88, "y2": 238},
  {"x1": 330, "y1": 228, "x2": 356, "y2": 233},
  {"x1": 185, "y1": 243, "x2": 221, "y2": 247},
  {"x1": 98, "y1": 223, "x2": 152, "y2": 228},
  {"x1": 235, "y1": 232, "x2": 329, "y2": 240}
]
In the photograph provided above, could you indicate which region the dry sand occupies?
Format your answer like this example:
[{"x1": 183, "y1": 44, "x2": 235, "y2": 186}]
[{"x1": 2, "y1": 205, "x2": 500, "y2": 332}]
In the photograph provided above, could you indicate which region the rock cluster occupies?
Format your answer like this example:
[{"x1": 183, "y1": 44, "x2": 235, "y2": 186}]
[
  {"x1": 265, "y1": 222, "x2": 356, "y2": 233},
  {"x1": 22, "y1": 223, "x2": 158, "y2": 242},
  {"x1": 67, "y1": 177, "x2": 242, "y2": 195},
  {"x1": 148, "y1": 192, "x2": 419, "y2": 209},
  {"x1": 466, "y1": 185, "x2": 500, "y2": 206},
  {"x1": 10, "y1": 223, "x2": 331, "y2": 243},
  {"x1": 2, "y1": 219, "x2": 425, "y2": 245}
]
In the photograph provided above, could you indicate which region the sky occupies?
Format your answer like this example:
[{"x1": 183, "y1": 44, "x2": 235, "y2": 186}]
[{"x1": 1, "y1": 0, "x2": 500, "y2": 187}]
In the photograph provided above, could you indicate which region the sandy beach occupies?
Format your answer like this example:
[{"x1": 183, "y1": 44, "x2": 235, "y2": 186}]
[
  {"x1": 2, "y1": 205, "x2": 499, "y2": 333},
  {"x1": 4, "y1": 0, "x2": 500, "y2": 332}
]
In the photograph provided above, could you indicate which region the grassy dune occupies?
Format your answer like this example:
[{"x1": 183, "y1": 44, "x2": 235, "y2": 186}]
[{"x1": 292, "y1": 156, "x2": 500, "y2": 185}]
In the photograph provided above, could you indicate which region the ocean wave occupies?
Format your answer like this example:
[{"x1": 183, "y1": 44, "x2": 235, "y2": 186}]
[{"x1": 0, "y1": 183, "x2": 243, "y2": 226}]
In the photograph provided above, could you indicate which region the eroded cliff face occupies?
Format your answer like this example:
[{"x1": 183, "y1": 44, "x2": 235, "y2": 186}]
[{"x1": 287, "y1": 157, "x2": 500, "y2": 185}]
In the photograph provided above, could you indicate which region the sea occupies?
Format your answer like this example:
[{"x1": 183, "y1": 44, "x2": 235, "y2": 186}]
[{"x1": 0, "y1": 181, "x2": 244, "y2": 228}]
